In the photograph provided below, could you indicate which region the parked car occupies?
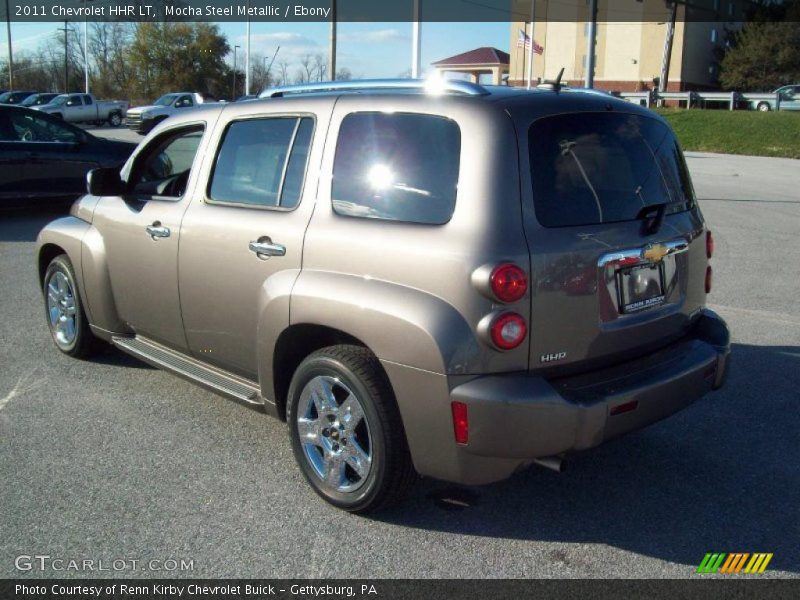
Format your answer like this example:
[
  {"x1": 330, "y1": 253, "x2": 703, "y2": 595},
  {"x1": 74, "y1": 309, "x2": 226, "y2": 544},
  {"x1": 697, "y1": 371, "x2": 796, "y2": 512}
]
[
  {"x1": 125, "y1": 92, "x2": 212, "y2": 135},
  {"x1": 752, "y1": 84, "x2": 800, "y2": 111},
  {"x1": 0, "y1": 90, "x2": 37, "y2": 105},
  {"x1": 20, "y1": 92, "x2": 59, "y2": 107},
  {"x1": 35, "y1": 79, "x2": 729, "y2": 513},
  {"x1": 33, "y1": 93, "x2": 128, "y2": 126},
  {"x1": 0, "y1": 105, "x2": 135, "y2": 204}
]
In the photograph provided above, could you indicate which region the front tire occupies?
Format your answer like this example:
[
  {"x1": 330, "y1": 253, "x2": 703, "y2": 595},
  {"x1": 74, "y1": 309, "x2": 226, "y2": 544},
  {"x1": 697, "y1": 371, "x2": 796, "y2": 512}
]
[
  {"x1": 286, "y1": 345, "x2": 415, "y2": 513},
  {"x1": 757, "y1": 102, "x2": 771, "y2": 112},
  {"x1": 43, "y1": 255, "x2": 99, "y2": 358}
]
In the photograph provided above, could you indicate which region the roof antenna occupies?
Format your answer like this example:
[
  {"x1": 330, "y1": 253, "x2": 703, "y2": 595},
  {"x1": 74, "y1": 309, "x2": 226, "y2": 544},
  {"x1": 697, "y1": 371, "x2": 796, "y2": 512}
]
[{"x1": 537, "y1": 67, "x2": 566, "y2": 92}]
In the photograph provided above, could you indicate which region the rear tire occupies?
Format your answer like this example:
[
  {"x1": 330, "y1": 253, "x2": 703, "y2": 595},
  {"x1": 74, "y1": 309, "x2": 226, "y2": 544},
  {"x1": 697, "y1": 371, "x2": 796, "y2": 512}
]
[
  {"x1": 286, "y1": 345, "x2": 416, "y2": 513},
  {"x1": 108, "y1": 112, "x2": 122, "y2": 127},
  {"x1": 43, "y1": 255, "x2": 99, "y2": 359},
  {"x1": 757, "y1": 102, "x2": 771, "y2": 112}
]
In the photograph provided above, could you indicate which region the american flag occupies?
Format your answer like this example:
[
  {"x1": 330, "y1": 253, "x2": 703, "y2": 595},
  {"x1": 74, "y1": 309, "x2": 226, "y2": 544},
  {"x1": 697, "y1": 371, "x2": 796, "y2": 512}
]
[{"x1": 517, "y1": 29, "x2": 544, "y2": 55}]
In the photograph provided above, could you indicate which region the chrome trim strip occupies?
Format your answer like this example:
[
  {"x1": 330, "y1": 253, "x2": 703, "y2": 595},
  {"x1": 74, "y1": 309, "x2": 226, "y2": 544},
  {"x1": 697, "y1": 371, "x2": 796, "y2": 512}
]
[{"x1": 597, "y1": 238, "x2": 689, "y2": 268}]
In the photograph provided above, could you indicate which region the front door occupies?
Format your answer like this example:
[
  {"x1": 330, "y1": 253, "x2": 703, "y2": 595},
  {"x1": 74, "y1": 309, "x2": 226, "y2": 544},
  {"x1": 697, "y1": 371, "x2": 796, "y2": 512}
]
[
  {"x1": 179, "y1": 114, "x2": 318, "y2": 378},
  {"x1": 91, "y1": 122, "x2": 208, "y2": 350}
]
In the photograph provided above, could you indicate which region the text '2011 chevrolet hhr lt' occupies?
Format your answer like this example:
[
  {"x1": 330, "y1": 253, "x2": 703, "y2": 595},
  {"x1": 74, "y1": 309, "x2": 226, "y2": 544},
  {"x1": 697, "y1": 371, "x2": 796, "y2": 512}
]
[{"x1": 37, "y1": 79, "x2": 730, "y2": 513}]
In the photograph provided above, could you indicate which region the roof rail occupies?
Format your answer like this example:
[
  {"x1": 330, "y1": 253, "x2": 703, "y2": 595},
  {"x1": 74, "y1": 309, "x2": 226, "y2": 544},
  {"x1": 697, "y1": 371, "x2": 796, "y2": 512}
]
[{"x1": 259, "y1": 78, "x2": 490, "y2": 98}]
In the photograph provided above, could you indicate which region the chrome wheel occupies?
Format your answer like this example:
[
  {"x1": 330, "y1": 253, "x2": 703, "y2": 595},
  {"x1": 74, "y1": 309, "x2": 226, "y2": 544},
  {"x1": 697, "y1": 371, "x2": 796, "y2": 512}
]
[
  {"x1": 296, "y1": 375, "x2": 372, "y2": 493},
  {"x1": 46, "y1": 270, "x2": 77, "y2": 348}
]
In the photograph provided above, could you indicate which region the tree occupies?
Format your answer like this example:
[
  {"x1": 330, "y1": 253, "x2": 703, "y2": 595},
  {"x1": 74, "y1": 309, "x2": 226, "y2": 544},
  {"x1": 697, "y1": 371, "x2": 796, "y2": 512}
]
[
  {"x1": 718, "y1": 1, "x2": 800, "y2": 91},
  {"x1": 128, "y1": 23, "x2": 230, "y2": 100}
]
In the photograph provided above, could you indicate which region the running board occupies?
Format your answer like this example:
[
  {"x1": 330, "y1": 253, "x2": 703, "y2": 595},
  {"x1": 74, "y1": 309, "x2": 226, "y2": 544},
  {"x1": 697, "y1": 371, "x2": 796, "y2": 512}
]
[{"x1": 112, "y1": 336, "x2": 263, "y2": 408}]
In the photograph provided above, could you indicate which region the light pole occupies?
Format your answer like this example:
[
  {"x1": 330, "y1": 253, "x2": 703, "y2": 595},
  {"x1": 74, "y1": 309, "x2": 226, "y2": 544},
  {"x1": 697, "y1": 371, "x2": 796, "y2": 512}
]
[
  {"x1": 245, "y1": 0, "x2": 250, "y2": 95},
  {"x1": 232, "y1": 45, "x2": 240, "y2": 100},
  {"x1": 4, "y1": 0, "x2": 12, "y2": 88},
  {"x1": 411, "y1": 0, "x2": 421, "y2": 78},
  {"x1": 328, "y1": 0, "x2": 336, "y2": 80}
]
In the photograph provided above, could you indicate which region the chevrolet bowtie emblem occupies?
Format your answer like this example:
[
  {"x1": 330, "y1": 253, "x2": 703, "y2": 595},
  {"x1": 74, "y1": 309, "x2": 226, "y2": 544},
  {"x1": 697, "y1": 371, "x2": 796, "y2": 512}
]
[{"x1": 642, "y1": 243, "x2": 670, "y2": 263}]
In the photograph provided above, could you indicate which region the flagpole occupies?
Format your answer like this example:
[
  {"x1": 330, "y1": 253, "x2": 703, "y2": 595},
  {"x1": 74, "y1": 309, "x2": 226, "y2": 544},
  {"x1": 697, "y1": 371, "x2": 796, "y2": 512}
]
[{"x1": 526, "y1": 0, "x2": 535, "y2": 89}]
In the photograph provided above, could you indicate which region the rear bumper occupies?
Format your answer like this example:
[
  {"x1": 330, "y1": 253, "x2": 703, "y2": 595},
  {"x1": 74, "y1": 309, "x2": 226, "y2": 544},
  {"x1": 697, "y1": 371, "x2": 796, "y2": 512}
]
[{"x1": 394, "y1": 309, "x2": 729, "y2": 485}]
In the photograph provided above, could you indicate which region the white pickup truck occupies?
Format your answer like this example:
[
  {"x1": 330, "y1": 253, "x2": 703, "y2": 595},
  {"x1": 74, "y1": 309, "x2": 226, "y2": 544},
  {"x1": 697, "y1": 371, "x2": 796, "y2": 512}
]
[
  {"x1": 125, "y1": 92, "x2": 214, "y2": 135},
  {"x1": 33, "y1": 93, "x2": 128, "y2": 127}
]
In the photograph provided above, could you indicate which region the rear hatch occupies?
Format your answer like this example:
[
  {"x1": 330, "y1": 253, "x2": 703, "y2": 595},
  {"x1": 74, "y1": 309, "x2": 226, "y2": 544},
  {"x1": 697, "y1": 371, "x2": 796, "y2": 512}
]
[{"x1": 520, "y1": 108, "x2": 708, "y2": 374}]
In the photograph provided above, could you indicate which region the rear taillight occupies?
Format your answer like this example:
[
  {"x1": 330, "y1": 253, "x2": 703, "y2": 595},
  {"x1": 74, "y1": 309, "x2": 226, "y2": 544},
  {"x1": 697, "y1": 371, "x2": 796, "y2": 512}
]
[
  {"x1": 705, "y1": 265, "x2": 713, "y2": 294},
  {"x1": 490, "y1": 263, "x2": 528, "y2": 303},
  {"x1": 706, "y1": 230, "x2": 715, "y2": 259},
  {"x1": 490, "y1": 312, "x2": 527, "y2": 350},
  {"x1": 451, "y1": 401, "x2": 469, "y2": 444}
]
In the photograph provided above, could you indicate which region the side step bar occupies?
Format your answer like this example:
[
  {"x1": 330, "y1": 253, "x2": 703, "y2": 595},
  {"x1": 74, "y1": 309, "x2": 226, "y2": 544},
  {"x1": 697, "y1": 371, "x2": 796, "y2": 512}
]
[{"x1": 112, "y1": 336, "x2": 263, "y2": 408}]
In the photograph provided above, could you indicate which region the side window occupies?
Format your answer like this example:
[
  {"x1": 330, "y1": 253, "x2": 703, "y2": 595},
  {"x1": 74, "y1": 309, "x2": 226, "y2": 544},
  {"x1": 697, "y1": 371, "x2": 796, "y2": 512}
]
[
  {"x1": 129, "y1": 126, "x2": 204, "y2": 199},
  {"x1": 83, "y1": 95, "x2": 93, "y2": 105},
  {"x1": 332, "y1": 112, "x2": 461, "y2": 224},
  {"x1": 7, "y1": 111, "x2": 82, "y2": 143},
  {"x1": 67, "y1": 95, "x2": 82, "y2": 106},
  {"x1": 176, "y1": 95, "x2": 194, "y2": 108},
  {"x1": 208, "y1": 116, "x2": 314, "y2": 209}
]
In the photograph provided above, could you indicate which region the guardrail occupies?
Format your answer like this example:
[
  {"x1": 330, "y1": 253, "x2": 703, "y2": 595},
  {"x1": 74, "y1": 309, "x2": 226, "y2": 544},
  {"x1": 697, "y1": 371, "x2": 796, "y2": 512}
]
[{"x1": 619, "y1": 90, "x2": 782, "y2": 110}]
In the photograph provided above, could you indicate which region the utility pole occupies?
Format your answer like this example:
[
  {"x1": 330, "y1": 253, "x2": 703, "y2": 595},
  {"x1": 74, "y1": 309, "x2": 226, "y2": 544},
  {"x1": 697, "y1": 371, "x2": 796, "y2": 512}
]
[
  {"x1": 659, "y1": 1, "x2": 678, "y2": 105},
  {"x1": 60, "y1": 20, "x2": 69, "y2": 93},
  {"x1": 232, "y1": 45, "x2": 240, "y2": 100},
  {"x1": 585, "y1": 0, "x2": 597, "y2": 88},
  {"x1": 526, "y1": 0, "x2": 536, "y2": 89},
  {"x1": 4, "y1": 0, "x2": 12, "y2": 88},
  {"x1": 328, "y1": 0, "x2": 336, "y2": 80},
  {"x1": 411, "y1": 0, "x2": 421, "y2": 78}
]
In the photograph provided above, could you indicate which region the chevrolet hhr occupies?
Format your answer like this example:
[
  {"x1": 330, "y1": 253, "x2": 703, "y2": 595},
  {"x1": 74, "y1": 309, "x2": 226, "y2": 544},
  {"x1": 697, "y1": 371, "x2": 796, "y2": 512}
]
[{"x1": 36, "y1": 79, "x2": 730, "y2": 512}]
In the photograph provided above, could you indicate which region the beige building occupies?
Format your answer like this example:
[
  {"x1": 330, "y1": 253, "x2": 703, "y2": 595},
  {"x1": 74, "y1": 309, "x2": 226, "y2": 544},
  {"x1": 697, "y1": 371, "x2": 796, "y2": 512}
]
[{"x1": 509, "y1": 0, "x2": 746, "y2": 91}]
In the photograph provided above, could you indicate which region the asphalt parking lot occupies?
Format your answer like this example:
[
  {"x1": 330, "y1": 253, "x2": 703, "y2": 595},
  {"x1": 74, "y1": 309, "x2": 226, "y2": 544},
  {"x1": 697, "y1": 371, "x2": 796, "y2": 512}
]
[{"x1": 1, "y1": 134, "x2": 798, "y2": 578}]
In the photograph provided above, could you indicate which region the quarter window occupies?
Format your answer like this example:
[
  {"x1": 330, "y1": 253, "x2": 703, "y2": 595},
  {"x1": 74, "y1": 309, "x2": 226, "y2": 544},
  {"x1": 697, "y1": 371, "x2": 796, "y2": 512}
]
[
  {"x1": 332, "y1": 112, "x2": 461, "y2": 224},
  {"x1": 208, "y1": 116, "x2": 314, "y2": 209}
]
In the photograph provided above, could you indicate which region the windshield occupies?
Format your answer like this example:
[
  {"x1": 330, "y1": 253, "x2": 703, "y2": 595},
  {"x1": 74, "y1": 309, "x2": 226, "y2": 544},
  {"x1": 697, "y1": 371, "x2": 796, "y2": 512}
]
[
  {"x1": 21, "y1": 95, "x2": 40, "y2": 106},
  {"x1": 528, "y1": 112, "x2": 695, "y2": 228},
  {"x1": 49, "y1": 95, "x2": 69, "y2": 106},
  {"x1": 153, "y1": 94, "x2": 179, "y2": 106},
  {"x1": 0, "y1": 92, "x2": 12, "y2": 102}
]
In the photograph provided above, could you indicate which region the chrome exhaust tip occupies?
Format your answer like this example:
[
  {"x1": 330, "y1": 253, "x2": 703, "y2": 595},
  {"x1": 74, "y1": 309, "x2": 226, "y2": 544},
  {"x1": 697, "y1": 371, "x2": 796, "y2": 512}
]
[{"x1": 532, "y1": 456, "x2": 566, "y2": 473}]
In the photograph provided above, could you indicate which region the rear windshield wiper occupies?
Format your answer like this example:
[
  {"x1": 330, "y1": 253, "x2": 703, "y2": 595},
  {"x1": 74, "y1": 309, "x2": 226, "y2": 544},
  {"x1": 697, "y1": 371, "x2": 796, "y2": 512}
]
[{"x1": 637, "y1": 202, "x2": 667, "y2": 236}]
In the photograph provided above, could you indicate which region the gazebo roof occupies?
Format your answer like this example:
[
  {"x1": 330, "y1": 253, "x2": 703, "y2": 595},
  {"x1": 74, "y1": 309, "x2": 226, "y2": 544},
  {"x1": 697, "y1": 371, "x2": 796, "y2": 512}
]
[{"x1": 432, "y1": 47, "x2": 510, "y2": 67}]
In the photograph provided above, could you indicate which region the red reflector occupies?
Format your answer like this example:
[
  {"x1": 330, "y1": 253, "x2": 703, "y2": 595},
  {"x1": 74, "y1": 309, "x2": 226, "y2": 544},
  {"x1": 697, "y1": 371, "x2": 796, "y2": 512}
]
[
  {"x1": 490, "y1": 312, "x2": 527, "y2": 350},
  {"x1": 451, "y1": 401, "x2": 469, "y2": 444},
  {"x1": 490, "y1": 263, "x2": 528, "y2": 303},
  {"x1": 610, "y1": 400, "x2": 639, "y2": 416},
  {"x1": 705, "y1": 265, "x2": 713, "y2": 294},
  {"x1": 706, "y1": 230, "x2": 715, "y2": 259}
]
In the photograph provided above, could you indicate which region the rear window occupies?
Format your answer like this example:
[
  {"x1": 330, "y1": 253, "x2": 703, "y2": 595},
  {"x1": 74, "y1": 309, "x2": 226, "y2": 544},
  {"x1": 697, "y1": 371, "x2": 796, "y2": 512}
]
[
  {"x1": 529, "y1": 112, "x2": 694, "y2": 228},
  {"x1": 332, "y1": 112, "x2": 460, "y2": 225}
]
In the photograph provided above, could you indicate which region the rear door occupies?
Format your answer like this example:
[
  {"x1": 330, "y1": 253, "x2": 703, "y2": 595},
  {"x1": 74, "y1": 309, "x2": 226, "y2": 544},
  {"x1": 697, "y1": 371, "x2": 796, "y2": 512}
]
[
  {"x1": 178, "y1": 111, "x2": 320, "y2": 379},
  {"x1": 519, "y1": 109, "x2": 707, "y2": 373}
]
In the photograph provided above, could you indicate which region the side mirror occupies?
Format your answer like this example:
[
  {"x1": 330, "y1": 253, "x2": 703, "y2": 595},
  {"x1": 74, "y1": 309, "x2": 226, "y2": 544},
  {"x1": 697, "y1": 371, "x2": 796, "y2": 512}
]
[{"x1": 87, "y1": 167, "x2": 125, "y2": 196}]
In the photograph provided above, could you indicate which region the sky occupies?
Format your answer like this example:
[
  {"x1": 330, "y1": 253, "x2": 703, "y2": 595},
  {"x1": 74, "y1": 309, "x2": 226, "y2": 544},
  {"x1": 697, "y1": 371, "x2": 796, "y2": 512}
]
[{"x1": 3, "y1": 21, "x2": 510, "y2": 80}]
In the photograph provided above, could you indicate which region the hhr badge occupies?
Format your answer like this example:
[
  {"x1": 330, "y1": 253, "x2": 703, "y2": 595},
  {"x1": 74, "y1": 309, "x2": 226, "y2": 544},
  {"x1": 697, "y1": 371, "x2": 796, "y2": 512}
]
[{"x1": 541, "y1": 351, "x2": 567, "y2": 363}]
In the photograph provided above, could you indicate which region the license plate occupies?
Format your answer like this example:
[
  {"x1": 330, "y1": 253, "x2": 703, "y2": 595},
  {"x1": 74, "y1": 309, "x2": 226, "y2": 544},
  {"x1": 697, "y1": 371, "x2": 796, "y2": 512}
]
[{"x1": 618, "y1": 263, "x2": 665, "y2": 313}]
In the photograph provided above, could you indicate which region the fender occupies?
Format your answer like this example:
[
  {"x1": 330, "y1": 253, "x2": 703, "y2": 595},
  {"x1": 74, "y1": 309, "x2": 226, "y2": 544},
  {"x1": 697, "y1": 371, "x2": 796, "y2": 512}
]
[
  {"x1": 288, "y1": 270, "x2": 479, "y2": 375},
  {"x1": 36, "y1": 216, "x2": 92, "y2": 317}
]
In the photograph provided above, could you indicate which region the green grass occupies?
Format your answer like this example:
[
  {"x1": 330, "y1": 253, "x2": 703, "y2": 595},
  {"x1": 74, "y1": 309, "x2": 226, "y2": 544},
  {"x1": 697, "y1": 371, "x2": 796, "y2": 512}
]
[{"x1": 656, "y1": 109, "x2": 800, "y2": 159}]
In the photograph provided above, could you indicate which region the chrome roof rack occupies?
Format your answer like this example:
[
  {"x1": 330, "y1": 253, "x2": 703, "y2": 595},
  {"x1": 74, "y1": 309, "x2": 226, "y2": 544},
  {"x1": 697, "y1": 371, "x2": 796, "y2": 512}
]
[{"x1": 259, "y1": 78, "x2": 490, "y2": 98}]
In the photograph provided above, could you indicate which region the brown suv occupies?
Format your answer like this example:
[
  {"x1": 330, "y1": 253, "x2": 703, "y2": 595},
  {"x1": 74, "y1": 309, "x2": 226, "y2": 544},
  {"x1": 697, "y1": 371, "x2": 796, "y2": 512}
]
[{"x1": 36, "y1": 79, "x2": 730, "y2": 513}]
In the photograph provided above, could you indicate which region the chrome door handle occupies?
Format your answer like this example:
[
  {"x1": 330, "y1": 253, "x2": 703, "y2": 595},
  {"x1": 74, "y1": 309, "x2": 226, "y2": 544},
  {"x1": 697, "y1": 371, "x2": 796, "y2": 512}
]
[
  {"x1": 249, "y1": 239, "x2": 286, "y2": 258},
  {"x1": 146, "y1": 223, "x2": 170, "y2": 239}
]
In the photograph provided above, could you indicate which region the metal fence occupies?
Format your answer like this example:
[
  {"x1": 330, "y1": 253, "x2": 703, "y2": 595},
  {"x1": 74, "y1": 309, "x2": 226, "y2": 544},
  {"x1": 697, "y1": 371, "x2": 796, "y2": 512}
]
[{"x1": 618, "y1": 90, "x2": 782, "y2": 111}]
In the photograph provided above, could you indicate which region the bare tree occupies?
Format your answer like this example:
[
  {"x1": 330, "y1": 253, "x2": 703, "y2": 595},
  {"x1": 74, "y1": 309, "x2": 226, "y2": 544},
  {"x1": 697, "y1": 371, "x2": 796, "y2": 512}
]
[
  {"x1": 295, "y1": 54, "x2": 316, "y2": 83},
  {"x1": 275, "y1": 58, "x2": 291, "y2": 86},
  {"x1": 313, "y1": 53, "x2": 327, "y2": 82}
]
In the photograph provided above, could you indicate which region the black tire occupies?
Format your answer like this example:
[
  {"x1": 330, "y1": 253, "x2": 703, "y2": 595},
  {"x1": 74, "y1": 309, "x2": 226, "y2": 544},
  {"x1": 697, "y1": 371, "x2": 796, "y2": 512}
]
[
  {"x1": 757, "y1": 102, "x2": 771, "y2": 112},
  {"x1": 42, "y1": 254, "x2": 100, "y2": 359},
  {"x1": 108, "y1": 112, "x2": 122, "y2": 127},
  {"x1": 286, "y1": 345, "x2": 416, "y2": 513}
]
